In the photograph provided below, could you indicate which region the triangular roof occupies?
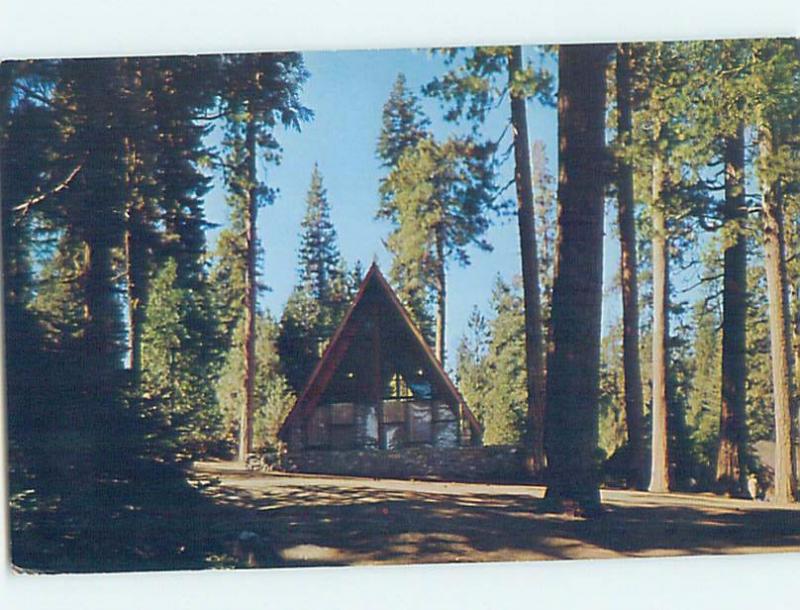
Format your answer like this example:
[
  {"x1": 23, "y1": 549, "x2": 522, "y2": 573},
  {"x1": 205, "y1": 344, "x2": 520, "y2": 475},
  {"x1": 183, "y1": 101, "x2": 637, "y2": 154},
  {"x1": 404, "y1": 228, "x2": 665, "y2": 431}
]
[{"x1": 278, "y1": 263, "x2": 482, "y2": 440}]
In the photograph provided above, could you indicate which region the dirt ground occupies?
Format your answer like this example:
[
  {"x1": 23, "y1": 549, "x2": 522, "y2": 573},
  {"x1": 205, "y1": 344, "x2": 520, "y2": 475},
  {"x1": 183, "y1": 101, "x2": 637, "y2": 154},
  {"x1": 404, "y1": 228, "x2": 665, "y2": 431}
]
[{"x1": 190, "y1": 461, "x2": 800, "y2": 567}]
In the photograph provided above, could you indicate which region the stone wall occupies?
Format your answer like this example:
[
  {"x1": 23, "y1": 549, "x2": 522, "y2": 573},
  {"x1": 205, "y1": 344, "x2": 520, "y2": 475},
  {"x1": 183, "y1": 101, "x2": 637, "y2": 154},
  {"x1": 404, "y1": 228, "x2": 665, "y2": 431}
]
[{"x1": 281, "y1": 445, "x2": 526, "y2": 482}]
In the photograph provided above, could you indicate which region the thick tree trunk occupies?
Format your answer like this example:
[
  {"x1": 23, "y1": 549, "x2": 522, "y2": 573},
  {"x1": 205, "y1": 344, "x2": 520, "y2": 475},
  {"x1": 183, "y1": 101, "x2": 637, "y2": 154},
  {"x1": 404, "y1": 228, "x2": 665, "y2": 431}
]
[
  {"x1": 81, "y1": 92, "x2": 122, "y2": 383},
  {"x1": 509, "y1": 45, "x2": 546, "y2": 474},
  {"x1": 715, "y1": 126, "x2": 749, "y2": 496},
  {"x1": 239, "y1": 116, "x2": 258, "y2": 462},
  {"x1": 543, "y1": 44, "x2": 609, "y2": 513},
  {"x1": 649, "y1": 149, "x2": 671, "y2": 494},
  {"x1": 759, "y1": 121, "x2": 797, "y2": 504},
  {"x1": 434, "y1": 223, "x2": 446, "y2": 364},
  {"x1": 614, "y1": 43, "x2": 646, "y2": 489}
]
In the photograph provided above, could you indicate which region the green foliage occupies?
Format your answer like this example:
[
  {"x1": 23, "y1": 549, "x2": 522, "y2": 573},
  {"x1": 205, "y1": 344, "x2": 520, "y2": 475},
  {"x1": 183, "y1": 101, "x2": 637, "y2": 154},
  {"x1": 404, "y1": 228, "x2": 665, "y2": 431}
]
[
  {"x1": 141, "y1": 259, "x2": 222, "y2": 455},
  {"x1": 377, "y1": 73, "x2": 430, "y2": 167},
  {"x1": 212, "y1": 52, "x2": 312, "y2": 345},
  {"x1": 456, "y1": 278, "x2": 527, "y2": 445},
  {"x1": 532, "y1": 140, "x2": 557, "y2": 338},
  {"x1": 377, "y1": 74, "x2": 502, "y2": 348},
  {"x1": 598, "y1": 326, "x2": 628, "y2": 458},
  {"x1": 685, "y1": 299, "x2": 723, "y2": 476},
  {"x1": 278, "y1": 165, "x2": 352, "y2": 393},
  {"x1": 379, "y1": 135, "x2": 500, "y2": 326},
  {"x1": 217, "y1": 315, "x2": 296, "y2": 451},
  {"x1": 424, "y1": 46, "x2": 555, "y2": 125},
  {"x1": 745, "y1": 260, "x2": 779, "y2": 442},
  {"x1": 297, "y1": 164, "x2": 347, "y2": 301}
]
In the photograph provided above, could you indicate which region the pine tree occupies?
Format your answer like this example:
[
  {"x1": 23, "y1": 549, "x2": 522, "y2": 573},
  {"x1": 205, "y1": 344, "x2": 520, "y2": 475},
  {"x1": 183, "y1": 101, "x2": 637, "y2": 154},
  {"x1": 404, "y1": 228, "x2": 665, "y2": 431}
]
[
  {"x1": 613, "y1": 43, "x2": 646, "y2": 488},
  {"x1": 750, "y1": 40, "x2": 800, "y2": 503},
  {"x1": 217, "y1": 314, "x2": 295, "y2": 452},
  {"x1": 544, "y1": 43, "x2": 611, "y2": 513},
  {"x1": 626, "y1": 42, "x2": 711, "y2": 492},
  {"x1": 378, "y1": 133, "x2": 499, "y2": 364},
  {"x1": 279, "y1": 164, "x2": 349, "y2": 393},
  {"x1": 376, "y1": 74, "x2": 436, "y2": 339},
  {"x1": 141, "y1": 259, "x2": 222, "y2": 455},
  {"x1": 297, "y1": 164, "x2": 345, "y2": 301},
  {"x1": 456, "y1": 279, "x2": 527, "y2": 445},
  {"x1": 215, "y1": 53, "x2": 310, "y2": 460},
  {"x1": 425, "y1": 45, "x2": 554, "y2": 471},
  {"x1": 377, "y1": 73, "x2": 430, "y2": 168}
]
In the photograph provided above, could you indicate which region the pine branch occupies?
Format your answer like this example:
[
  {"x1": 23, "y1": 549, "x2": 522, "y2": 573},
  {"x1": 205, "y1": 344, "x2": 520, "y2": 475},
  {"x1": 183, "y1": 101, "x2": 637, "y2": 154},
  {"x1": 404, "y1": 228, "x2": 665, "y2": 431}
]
[
  {"x1": 680, "y1": 272, "x2": 724, "y2": 294},
  {"x1": 13, "y1": 83, "x2": 62, "y2": 110},
  {"x1": 192, "y1": 110, "x2": 230, "y2": 121},
  {"x1": 12, "y1": 163, "x2": 83, "y2": 219}
]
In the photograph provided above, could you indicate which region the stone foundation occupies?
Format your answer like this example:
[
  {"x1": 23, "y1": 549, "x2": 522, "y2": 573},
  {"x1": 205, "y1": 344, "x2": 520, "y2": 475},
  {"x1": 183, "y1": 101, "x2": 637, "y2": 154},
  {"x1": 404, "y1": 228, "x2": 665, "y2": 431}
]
[{"x1": 281, "y1": 445, "x2": 526, "y2": 482}]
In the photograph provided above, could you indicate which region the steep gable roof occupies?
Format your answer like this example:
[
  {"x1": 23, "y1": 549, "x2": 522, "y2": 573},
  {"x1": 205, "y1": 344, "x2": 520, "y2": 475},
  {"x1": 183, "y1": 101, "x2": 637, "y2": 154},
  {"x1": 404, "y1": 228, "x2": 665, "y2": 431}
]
[{"x1": 278, "y1": 263, "x2": 482, "y2": 440}]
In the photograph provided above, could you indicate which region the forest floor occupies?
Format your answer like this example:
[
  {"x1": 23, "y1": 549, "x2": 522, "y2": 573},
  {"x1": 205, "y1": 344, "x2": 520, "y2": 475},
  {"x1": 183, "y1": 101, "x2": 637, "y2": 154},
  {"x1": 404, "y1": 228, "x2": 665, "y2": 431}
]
[{"x1": 189, "y1": 461, "x2": 800, "y2": 567}]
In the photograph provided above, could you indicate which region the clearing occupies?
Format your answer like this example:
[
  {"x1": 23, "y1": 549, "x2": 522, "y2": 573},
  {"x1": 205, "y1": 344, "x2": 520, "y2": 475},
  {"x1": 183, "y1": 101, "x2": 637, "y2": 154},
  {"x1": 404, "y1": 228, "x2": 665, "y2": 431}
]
[{"x1": 189, "y1": 461, "x2": 800, "y2": 567}]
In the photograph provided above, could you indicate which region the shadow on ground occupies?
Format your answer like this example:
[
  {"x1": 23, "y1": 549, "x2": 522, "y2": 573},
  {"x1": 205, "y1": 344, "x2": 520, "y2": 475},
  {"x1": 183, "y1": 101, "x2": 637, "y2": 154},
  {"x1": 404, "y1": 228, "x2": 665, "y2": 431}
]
[{"x1": 186, "y1": 464, "x2": 800, "y2": 568}]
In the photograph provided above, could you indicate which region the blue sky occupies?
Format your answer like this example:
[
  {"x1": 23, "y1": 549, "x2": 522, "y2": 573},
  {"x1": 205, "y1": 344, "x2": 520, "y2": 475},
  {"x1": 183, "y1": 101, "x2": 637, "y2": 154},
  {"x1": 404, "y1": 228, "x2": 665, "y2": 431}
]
[{"x1": 204, "y1": 47, "x2": 623, "y2": 370}]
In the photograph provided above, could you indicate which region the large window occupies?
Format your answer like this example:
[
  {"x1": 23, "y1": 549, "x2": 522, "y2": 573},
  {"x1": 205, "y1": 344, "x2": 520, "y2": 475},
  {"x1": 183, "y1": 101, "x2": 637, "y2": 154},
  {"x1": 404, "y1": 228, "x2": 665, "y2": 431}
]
[
  {"x1": 407, "y1": 402, "x2": 432, "y2": 443},
  {"x1": 381, "y1": 400, "x2": 406, "y2": 450}
]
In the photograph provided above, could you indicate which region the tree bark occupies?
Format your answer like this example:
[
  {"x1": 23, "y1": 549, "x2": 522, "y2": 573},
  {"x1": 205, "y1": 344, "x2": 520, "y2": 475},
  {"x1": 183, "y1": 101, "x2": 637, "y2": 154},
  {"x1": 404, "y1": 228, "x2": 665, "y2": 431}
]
[
  {"x1": 508, "y1": 45, "x2": 546, "y2": 474},
  {"x1": 123, "y1": 137, "x2": 147, "y2": 388},
  {"x1": 614, "y1": 43, "x2": 646, "y2": 489},
  {"x1": 434, "y1": 223, "x2": 446, "y2": 365},
  {"x1": 239, "y1": 115, "x2": 258, "y2": 462},
  {"x1": 759, "y1": 120, "x2": 797, "y2": 504},
  {"x1": 544, "y1": 44, "x2": 610, "y2": 513},
  {"x1": 649, "y1": 148, "x2": 671, "y2": 494},
  {"x1": 715, "y1": 125, "x2": 749, "y2": 496},
  {"x1": 81, "y1": 81, "x2": 122, "y2": 384}
]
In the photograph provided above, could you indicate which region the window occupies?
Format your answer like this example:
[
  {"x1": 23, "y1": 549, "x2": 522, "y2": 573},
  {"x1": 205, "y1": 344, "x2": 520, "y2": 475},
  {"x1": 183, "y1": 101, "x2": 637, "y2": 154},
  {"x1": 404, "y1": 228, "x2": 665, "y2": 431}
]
[
  {"x1": 386, "y1": 372, "x2": 413, "y2": 399},
  {"x1": 329, "y1": 402, "x2": 356, "y2": 449},
  {"x1": 407, "y1": 402, "x2": 432, "y2": 444}
]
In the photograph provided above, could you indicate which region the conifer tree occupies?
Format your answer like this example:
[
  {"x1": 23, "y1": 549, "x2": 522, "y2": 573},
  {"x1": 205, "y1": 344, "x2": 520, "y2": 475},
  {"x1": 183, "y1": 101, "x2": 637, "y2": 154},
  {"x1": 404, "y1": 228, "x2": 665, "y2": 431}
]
[
  {"x1": 377, "y1": 73, "x2": 431, "y2": 168},
  {"x1": 613, "y1": 43, "x2": 646, "y2": 488},
  {"x1": 456, "y1": 278, "x2": 527, "y2": 445},
  {"x1": 749, "y1": 39, "x2": 800, "y2": 503},
  {"x1": 297, "y1": 163, "x2": 346, "y2": 302},
  {"x1": 544, "y1": 43, "x2": 611, "y2": 513},
  {"x1": 218, "y1": 314, "x2": 295, "y2": 451},
  {"x1": 376, "y1": 74, "x2": 436, "y2": 339},
  {"x1": 379, "y1": 134, "x2": 499, "y2": 364},
  {"x1": 627, "y1": 42, "x2": 708, "y2": 492},
  {"x1": 141, "y1": 259, "x2": 222, "y2": 455},
  {"x1": 425, "y1": 45, "x2": 554, "y2": 471},
  {"x1": 279, "y1": 164, "x2": 349, "y2": 393},
  {"x1": 215, "y1": 53, "x2": 310, "y2": 460},
  {"x1": 377, "y1": 73, "x2": 500, "y2": 363}
]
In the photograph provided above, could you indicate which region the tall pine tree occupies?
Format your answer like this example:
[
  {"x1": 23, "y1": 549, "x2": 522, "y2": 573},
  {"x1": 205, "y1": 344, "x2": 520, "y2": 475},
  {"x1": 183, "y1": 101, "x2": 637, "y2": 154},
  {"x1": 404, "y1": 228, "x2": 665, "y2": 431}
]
[{"x1": 278, "y1": 164, "x2": 350, "y2": 393}]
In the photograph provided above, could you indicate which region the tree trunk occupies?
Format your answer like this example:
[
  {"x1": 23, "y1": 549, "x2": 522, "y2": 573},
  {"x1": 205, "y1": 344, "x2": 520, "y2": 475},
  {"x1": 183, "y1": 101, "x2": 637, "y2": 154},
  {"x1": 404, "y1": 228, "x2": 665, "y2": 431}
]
[
  {"x1": 123, "y1": 137, "x2": 147, "y2": 388},
  {"x1": 434, "y1": 223, "x2": 446, "y2": 364},
  {"x1": 81, "y1": 93, "x2": 122, "y2": 383},
  {"x1": 614, "y1": 43, "x2": 646, "y2": 489},
  {"x1": 794, "y1": 284, "x2": 800, "y2": 403},
  {"x1": 715, "y1": 125, "x2": 749, "y2": 496},
  {"x1": 759, "y1": 120, "x2": 797, "y2": 504},
  {"x1": 239, "y1": 115, "x2": 258, "y2": 462},
  {"x1": 543, "y1": 44, "x2": 610, "y2": 513},
  {"x1": 508, "y1": 45, "x2": 546, "y2": 474},
  {"x1": 649, "y1": 149, "x2": 671, "y2": 494}
]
